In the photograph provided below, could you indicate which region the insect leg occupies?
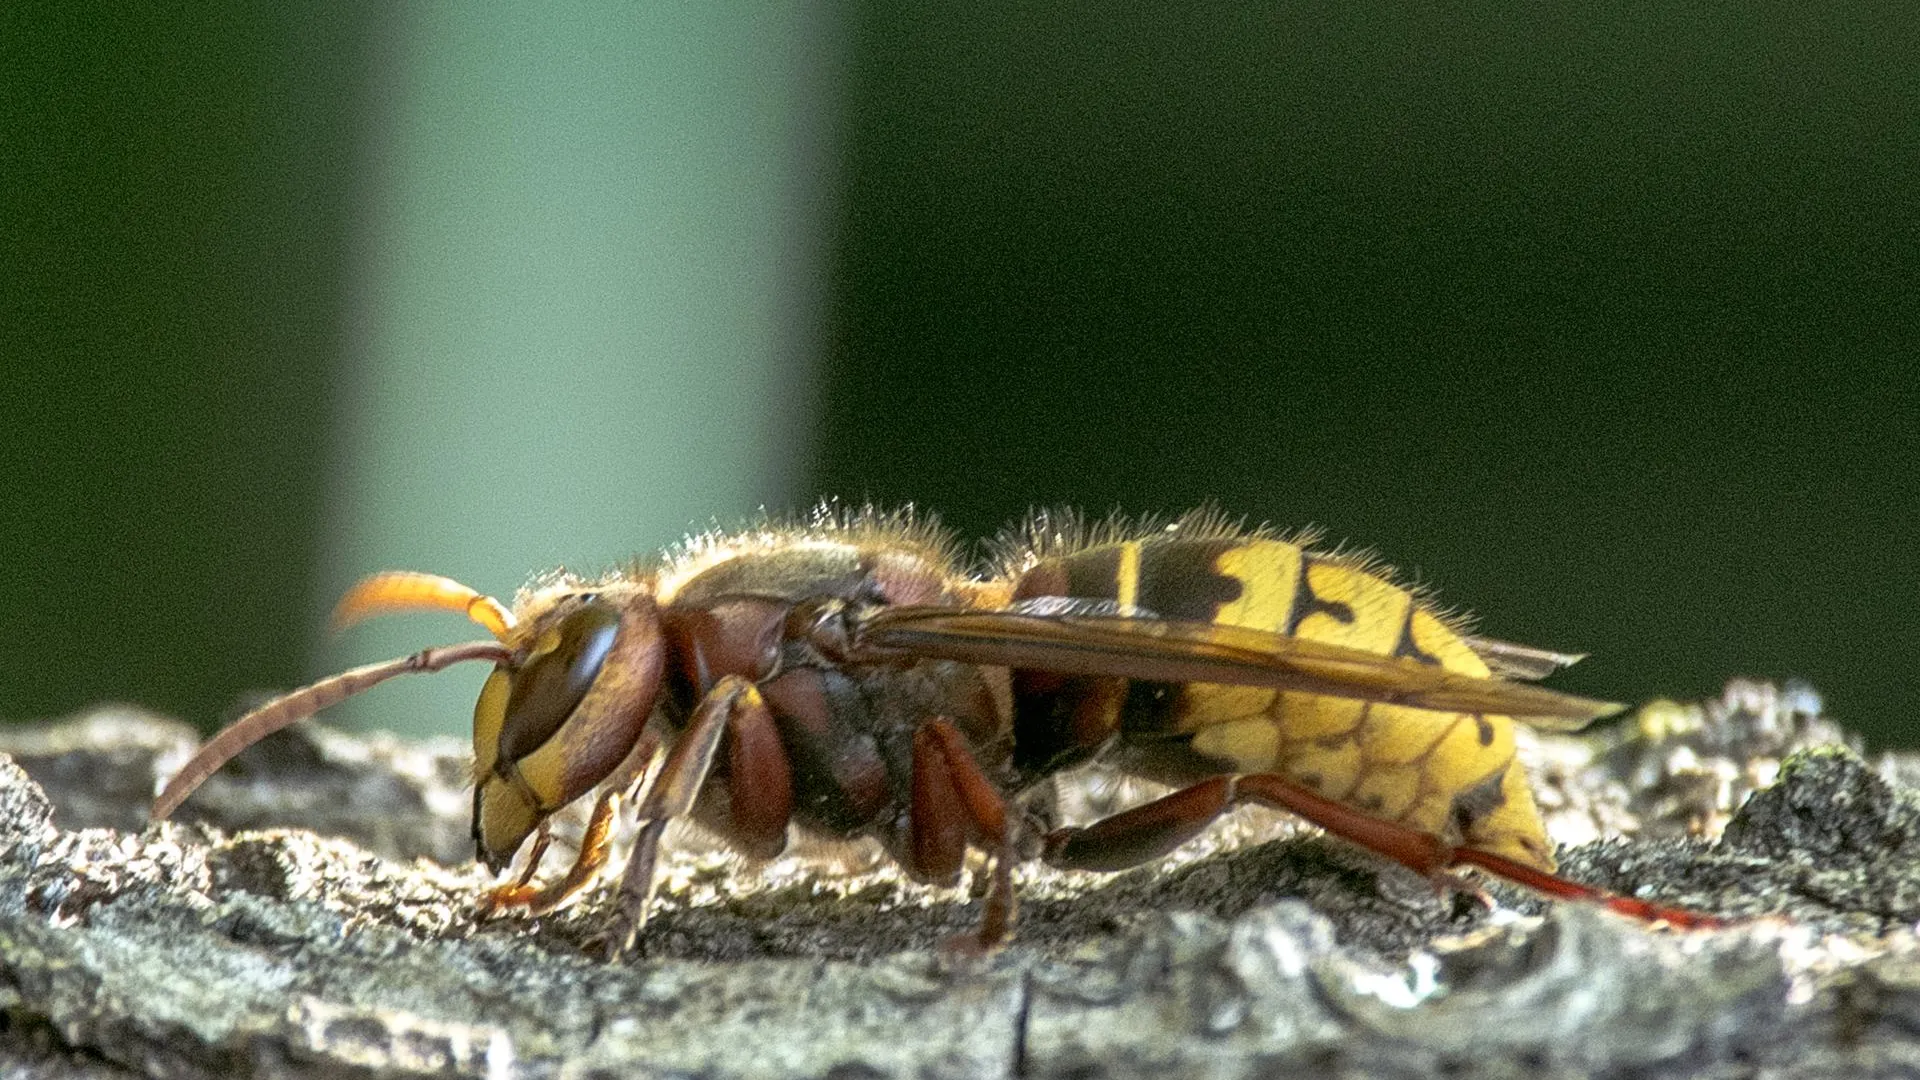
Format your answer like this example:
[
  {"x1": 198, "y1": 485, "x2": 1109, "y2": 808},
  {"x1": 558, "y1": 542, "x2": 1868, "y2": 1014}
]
[
  {"x1": 1045, "y1": 773, "x2": 1453, "y2": 874},
  {"x1": 719, "y1": 684, "x2": 794, "y2": 859},
  {"x1": 909, "y1": 725, "x2": 969, "y2": 886},
  {"x1": 1229, "y1": 775, "x2": 1720, "y2": 925},
  {"x1": 1041, "y1": 776, "x2": 1240, "y2": 872},
  {"x1": 603, "y1": 676, "x2": 780, "y2": 959},
  {"x1": 911, "y1": 719, "x2": 1018, "y2": 949},
  {"x1": 483, "y1": 786, "x2": 621, "y2": 915},
  {"x1": 491, "y1": 820, "x2": 553, "y2": 900},
  {"x1": 482, "y1": 725, "x2": 665, "y2": 916},
  {"x1": 1226, "y1": 774, "x2": 1454, "y2": 874},
  {"x1": 1046, "y1": 773, "x2": 1720, "y2": 929},
  {"x1": 1450, "y1": 845, "x2": 1724, "y2": 929}
]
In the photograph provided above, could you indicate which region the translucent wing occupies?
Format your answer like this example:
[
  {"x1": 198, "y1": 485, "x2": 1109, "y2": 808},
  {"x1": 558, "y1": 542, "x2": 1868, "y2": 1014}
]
[
  {"x1": 854, "y1": 606, "x2": 1616, "y2": 728},
  {"x1": 1464, "y1": 635, "x2": 1589, "y2": 682}
]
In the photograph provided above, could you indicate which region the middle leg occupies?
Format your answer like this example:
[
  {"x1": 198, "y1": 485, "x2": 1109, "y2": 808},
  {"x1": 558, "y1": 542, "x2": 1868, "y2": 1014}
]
[{"x1": 909, "y1": 718, "x2": 1018, "y2": 949}]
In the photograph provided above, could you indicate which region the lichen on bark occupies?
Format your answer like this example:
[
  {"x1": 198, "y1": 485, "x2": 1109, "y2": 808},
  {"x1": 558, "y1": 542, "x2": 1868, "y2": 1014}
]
[{"x1": 4, "y1": 682, "x2": 1920, "y2": 1078}]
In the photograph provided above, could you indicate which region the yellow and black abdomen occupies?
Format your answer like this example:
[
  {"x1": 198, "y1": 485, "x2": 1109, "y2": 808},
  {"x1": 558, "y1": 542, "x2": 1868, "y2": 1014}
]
[{"x1": 1009, "y1": 536, "x2": 1555, "y2": 871}]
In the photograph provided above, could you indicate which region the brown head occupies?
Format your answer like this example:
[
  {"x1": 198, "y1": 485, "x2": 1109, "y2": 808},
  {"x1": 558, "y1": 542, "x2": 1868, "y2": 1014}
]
[
  {"x1": 150, "y1": 571, "x2": 665, "y2": 874},
  {"x1": 467, "y1": 578, "x2": 663, "y2": 869}
]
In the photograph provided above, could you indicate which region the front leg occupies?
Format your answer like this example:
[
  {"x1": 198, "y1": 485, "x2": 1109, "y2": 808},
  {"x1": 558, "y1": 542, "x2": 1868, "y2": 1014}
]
[
  {"x1": 602, "y1": 676, "x2": 790, "y2": 959},
  {"x1": 483, "y1": 787, "x2": 621, "y2": 914},
  {"x1": 482, "y1": 726, "x2": 661, "y2": 918}
]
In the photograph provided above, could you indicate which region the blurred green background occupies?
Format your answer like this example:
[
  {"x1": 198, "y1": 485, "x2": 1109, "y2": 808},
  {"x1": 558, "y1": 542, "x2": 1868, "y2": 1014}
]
[{"x1": 5, "y1": 4, "x2": 1915, "y2": 745}]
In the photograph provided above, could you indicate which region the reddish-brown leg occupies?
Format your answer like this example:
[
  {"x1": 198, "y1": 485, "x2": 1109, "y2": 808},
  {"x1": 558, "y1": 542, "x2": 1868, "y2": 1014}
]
[
  {"x1": 479, "y1": 820, "x2": 552, "y2": 916},
  {"x1": 482, "y1": 726, "x2": 665, "y2": 917},
  {"x1": 603, "y1": 676, "x2": 790, "y2": 959},
  {"x1": 721, "y1": 683, "x2": 795, "y2": 860},
  {"x1": 911, "y1": 719, "x2": 1018, "y2": 949},
  {"x1": 505, "y1": 822, "x2": 554, "y2": 891},
  {"x1": 485, "y1": 787, "x2": 622, "y2": 914},
  {"x1": 1043, "y1": 776, "x2": 1239, "y2": 872},
  {"x1": 1231, "y1": 776, "x2": 1720, "y2": 926},
  {"x1": 1452, "y1": 846, "x2": 1722, "y2": 929},
  {"x1": 1045, "y1": 772, "x2": 1721, "y2": 929}
]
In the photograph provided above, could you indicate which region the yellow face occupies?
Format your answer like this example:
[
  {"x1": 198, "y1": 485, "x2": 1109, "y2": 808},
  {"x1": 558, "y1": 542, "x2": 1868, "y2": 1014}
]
[{"x1": 468, "y1": 583, "x2": 666, "y2": 869}]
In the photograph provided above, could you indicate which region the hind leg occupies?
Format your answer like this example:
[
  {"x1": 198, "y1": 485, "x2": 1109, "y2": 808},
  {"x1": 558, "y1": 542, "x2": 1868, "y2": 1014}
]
[{"x1": 1042, "y1": 772, "x2": 1719, "y2": 929}]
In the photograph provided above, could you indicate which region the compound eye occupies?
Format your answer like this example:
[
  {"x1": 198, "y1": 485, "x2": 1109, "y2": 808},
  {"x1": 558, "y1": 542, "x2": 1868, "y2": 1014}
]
[{"x1": 496, "y1": 600, "x2": 622, "y2": 767}]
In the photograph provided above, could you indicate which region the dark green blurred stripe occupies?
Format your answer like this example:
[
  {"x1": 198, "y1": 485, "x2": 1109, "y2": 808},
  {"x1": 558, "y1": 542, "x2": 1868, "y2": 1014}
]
[{"x1": 815, "y1": 1, "x2": 1920, "y2": 745}]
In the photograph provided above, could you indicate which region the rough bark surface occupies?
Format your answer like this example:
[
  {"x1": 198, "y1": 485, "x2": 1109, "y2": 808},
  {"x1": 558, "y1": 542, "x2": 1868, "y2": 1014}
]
[{"x1": 3, "y1": 682, "x2": 1919, "y2": 1079}]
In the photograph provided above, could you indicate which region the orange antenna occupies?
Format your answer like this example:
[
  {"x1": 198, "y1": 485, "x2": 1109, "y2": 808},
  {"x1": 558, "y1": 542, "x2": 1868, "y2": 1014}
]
[
  {"x1": 151, "y1": 639, "x2": 514, "y2": 821},
  {"x1": 332, "y1": 572, "x2": 517, "y2": 641}
]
